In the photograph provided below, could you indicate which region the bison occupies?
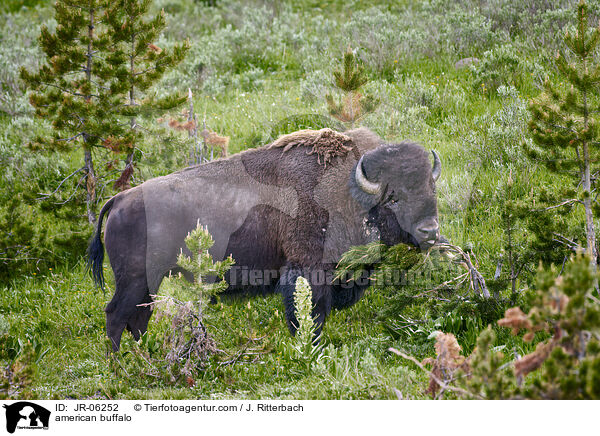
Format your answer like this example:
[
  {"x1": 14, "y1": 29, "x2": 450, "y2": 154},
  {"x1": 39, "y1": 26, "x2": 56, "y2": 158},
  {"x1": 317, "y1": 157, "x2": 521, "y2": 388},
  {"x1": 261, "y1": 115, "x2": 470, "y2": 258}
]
[{"x1": 88, "y1": 127, "x2": 441, "y2": 350}]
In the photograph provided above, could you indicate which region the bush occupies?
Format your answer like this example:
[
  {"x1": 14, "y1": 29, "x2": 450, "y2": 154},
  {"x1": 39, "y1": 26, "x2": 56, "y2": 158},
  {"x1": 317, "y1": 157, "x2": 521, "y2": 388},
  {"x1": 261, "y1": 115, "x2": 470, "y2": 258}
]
[
  {"x1": 435, "y1": 5, "x2": 500, "y2": 56},
  {"x1": 0, "y1": 117, "x2": 90, "y2": 282},
  {"x1": 466, "y1": 85, "x2": 529, "y2": 168},
  {"x1": 341, "y1": 7, "x2": 431, "y2": 78},
  {"x1": 0, "y1": 11, "x2": 48, "y2": 117},
  {"x1": 163, "y1": 3, "x2": 308, "y2": 94},
  {"x1": 471, "y1": 44, "x2": 523, "y2": 93},
  {"x1": 402, "y1": 254, "x2": 600, "y2": 399}
]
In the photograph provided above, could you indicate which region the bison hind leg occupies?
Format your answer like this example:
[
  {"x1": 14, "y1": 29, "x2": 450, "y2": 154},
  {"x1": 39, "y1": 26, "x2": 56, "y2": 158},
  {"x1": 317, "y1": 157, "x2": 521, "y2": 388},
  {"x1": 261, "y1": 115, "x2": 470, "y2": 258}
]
[
  {"x1": 105, "y1": 303, "x2": 152, "y2": 352},
  {"x1": 126, "y1": 292, "x2": 153, "y2": 340},
  {"x1": 105, "y1": 275, "x2": 153, "y2": 351},
  {"x1": 105, "y1": 309, "x2": 127, "y2": 352}
]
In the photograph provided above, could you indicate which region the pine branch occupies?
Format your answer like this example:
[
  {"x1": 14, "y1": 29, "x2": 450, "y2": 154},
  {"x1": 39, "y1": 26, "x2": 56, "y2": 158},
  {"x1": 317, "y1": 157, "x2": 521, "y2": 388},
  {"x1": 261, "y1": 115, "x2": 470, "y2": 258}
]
[
  {"x1": 35, "y1": 82, "x2": 101, "y2": 100},
  {"x1": 55, "y1": 133, "x2": 85, "y2": 143},
  {"x1": 432, "y1": 243, "x2": 490, "y2": 298}
]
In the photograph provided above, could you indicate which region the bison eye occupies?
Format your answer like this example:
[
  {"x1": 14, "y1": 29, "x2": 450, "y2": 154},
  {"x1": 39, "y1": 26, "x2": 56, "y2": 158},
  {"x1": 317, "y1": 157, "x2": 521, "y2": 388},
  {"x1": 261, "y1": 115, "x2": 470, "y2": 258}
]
[{"x1": 383, "y1": 189, "x2": 401, "y2": 206}]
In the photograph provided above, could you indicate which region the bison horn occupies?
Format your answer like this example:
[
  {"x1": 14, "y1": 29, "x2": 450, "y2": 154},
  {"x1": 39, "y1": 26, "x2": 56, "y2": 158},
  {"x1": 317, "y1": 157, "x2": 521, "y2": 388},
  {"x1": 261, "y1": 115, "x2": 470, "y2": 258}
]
[
  {"x1": 355, "y1": 155, "x2": 381, "y2": 196},
  {"x1": 431, "y1": 150, "x2": 441, "y2": 182}
]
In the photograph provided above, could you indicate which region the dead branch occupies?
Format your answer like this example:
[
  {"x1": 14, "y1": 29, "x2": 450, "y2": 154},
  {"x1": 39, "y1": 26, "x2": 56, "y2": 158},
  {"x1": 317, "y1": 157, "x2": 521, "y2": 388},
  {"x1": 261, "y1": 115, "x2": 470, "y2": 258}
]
[
  {"x1": 552, "y1": 232, "x2": 582, "y2": 252},
  {"x1": 54, "y1": 174, "x2": 86, "y2": 205},
  {"x1": 219, "y1": 335, "x2": 267, "y2": 367},
  {"x1": 37, "y1": 166, "x2": 85, "y2": 200},
  {"x1": 494, "y1": 258, "x2": 503, "y2": 280},
  {"x1": 55, "y1": 132, "x2": 85, "y2": 142},
  {"x1": 413, "y1": 272, "x2": 469, "y2": 298},
  {"x1": 388, "y1": 347, "x2": 481, "y2": 399},
  {"x1": 393, "y1": 389, "x2": 412, "y2": 400},
  {"x1": 531, "y1": 198, "x2": 581, "y2": 212},
  {"x1": 433, "y1": 243, "x2": 490, "y2": 298}
]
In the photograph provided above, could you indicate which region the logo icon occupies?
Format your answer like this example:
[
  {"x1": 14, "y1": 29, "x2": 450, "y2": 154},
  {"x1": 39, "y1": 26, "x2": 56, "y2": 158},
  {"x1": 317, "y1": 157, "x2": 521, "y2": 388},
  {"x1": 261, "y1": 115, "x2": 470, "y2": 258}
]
[{"x1": 3, "y1": 402, "x2": 50, "y2": 433}]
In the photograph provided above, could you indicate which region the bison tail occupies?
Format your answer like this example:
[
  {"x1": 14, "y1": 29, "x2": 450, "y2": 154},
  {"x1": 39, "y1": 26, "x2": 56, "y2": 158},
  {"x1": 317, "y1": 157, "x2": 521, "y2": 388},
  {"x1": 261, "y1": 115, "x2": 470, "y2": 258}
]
[{"x1": 86, "y1": 197, "x2": 115, "y2": 291}]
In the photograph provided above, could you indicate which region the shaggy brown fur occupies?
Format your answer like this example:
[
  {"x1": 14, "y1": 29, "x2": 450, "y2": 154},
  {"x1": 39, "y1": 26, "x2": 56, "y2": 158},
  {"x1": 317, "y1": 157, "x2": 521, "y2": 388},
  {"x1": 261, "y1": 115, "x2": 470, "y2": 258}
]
[{"x1": 268, "y1": 128, "x2": 357, "y2": 167}]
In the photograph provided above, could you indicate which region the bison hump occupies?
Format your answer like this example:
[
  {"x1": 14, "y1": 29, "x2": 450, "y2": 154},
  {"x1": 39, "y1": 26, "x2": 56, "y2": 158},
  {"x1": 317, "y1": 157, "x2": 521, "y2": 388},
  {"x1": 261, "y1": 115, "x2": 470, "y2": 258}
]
[{"x1": 268, "y1": 128, "x2": 358, "y2": 168}]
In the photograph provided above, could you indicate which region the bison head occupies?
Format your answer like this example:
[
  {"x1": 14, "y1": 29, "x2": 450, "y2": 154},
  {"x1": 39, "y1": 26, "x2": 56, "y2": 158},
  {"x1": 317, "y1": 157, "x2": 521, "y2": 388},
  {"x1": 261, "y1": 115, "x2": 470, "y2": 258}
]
[{"x1": 350, "y1": 142, "x2": 441, "y2": 251}]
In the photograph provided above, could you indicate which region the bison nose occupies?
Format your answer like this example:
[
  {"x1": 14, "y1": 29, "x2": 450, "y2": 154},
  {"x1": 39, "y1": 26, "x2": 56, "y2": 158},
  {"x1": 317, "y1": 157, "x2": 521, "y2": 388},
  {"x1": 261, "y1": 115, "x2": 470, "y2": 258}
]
[{"x1": 416, "y1": 223, "x2": 439, "y2": 245}]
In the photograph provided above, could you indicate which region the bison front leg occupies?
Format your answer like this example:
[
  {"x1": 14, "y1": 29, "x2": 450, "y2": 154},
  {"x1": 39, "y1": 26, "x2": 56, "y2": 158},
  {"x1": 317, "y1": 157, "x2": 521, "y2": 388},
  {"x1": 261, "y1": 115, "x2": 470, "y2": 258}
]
[
  {"x1": 331, "y1": 268, "x2": 371, "y2": 310},
  {"x1": 277, "y1": 264, "x2": 332, "y2": 338}
]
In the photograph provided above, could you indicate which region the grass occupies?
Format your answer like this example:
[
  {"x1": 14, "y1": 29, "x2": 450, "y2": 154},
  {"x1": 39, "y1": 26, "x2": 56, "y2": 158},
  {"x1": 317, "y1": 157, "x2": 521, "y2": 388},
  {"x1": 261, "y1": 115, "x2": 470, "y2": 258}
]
[
  {"x1": 1, "y1": 262, "x2": 429, "y2": 399},
  {"x1": 0, "y1": 258, "x2": 535, "y2": 399}
]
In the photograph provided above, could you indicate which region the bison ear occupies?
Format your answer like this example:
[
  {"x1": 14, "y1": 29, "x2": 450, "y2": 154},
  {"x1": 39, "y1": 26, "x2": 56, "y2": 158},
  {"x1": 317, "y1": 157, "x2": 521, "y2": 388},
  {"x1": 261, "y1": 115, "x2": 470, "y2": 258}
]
[
  {"x1": 355, "y1": 154, "x2": 381, "y2": 196},
  {"x1": 431, "y1": 150, "x2": 441, "y2": 182}
]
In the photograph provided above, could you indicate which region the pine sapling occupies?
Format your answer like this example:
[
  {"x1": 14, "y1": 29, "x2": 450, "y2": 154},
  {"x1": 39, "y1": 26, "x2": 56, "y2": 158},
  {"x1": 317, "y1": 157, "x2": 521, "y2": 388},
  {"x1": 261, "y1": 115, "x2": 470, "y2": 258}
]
[
  {"x1": 497, "y1": 253, "x2": 600, "y2": 399},
  {"x1": 397, "y1": 253, "x2": 600, "y2": 399},
  {"x1": 495, "y1": 169, "x2": 533, "y2": 296},
  {"x1": 151, "y1": 222, "x2": 234, "y2": 383},
  {"x1": 20, "y1": 0, "x2": 118, "y2": 223},
  {"x1": 326, "y1": 48, "x2": 378, "y2": 128},
  {"x1": 20, "y1": 0, "x2": 189, "y2": 222},
  {"x1": 527, "y1": 0, "x2": 600, "y2": 266}
]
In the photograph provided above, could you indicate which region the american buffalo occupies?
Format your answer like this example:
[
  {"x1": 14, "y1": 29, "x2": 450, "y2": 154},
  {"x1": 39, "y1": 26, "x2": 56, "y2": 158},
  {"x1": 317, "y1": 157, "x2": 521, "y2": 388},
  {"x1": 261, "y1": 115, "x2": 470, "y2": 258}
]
[{"x1": 88, "y1": 127, "x2": 441, "y2": 350}]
